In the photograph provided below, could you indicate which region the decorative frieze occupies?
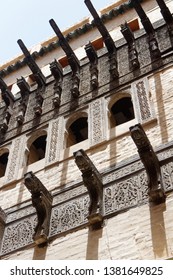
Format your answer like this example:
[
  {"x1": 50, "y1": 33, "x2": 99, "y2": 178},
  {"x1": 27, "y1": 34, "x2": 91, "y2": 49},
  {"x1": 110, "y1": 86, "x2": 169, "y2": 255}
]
[
  {"x1": 104, "y1": 171, "x2": 148, "y2": 215},
  {"x1": 89, "y1": 97, "x2": 107, "y2": 146},
  {"x1": 1, "y1": 216, "x2": 36, "y2": 255},
  {"x1": 50, "y1": 196, "x2": 89, "y2": 236},
  {"x1": 1, "y1": 148, "x2": 173, "y2": 255}
]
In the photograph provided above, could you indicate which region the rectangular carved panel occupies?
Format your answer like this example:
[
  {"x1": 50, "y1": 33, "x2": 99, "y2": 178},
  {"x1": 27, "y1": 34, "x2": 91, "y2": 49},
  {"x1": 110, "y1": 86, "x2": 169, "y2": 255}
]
[
  {"x1": 131, "y1": 77, "x2": 155, "y2": 123},
  {"x1": 4, "y1": 136, "x2": 26, "y2": 184},
  {"x1": 45, "y1": 117, "x2": 64, "y2": 166},
  {"x1": 89, "y1": 97, "x2": 107, "y2": 147}
]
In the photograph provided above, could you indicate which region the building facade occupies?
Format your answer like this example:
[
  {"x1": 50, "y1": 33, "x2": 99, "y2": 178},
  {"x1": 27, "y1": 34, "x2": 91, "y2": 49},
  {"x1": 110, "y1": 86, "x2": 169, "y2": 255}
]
[{"x1": 0, "y1": 0, "x2": 173, "y2": 259}]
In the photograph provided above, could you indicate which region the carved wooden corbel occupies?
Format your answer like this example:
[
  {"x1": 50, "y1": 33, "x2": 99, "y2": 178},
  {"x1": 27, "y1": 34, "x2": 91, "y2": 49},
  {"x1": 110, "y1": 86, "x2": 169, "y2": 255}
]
[
  {"x1": 130, "y1": 124, "x2": 165, "y2": 204},
  {"x1": 49, "y1": 19, "x2": 80, "y2": 98},
  {"x1": 74, "y1": 149, "x2": 103, "y2": 230},
  {"x1": 16, "y1": 77, "x2": 30, "y2": 125},
  {"x1": 155, "y1": 0, "x2": 173, "y2": 35},
  {"x1": 131, "y1": 0, "x2": 161, "y2": 60},
  {"x1": 0, "y1": 207, "x2": 6, "y2": 251},
  {"x1": 34, "y1": 92, "x2": 44, "y2": 116},
  {"x1": 121, "y1": 22, "x2": 140, "y2": 70},
  {"x1": 0, "y1": 77, "x2": 14, "y2": 133},
  {"x1": 50, "y1": 59, "x2": 63, "y2": 107},
  {"x1": 24, "y1": 171, "x2": 53, "y2": 244},
  {"x1": 85, "y1": 0, "x2": 119, "y2": 79},
  {"x1": 0, "y1": 207, "x2": 6, "y2": 225},
  {"x1": 85, "y1": 42, "x2": 98, "y2": 89},
  {"x1": 17, "y1": 40, "x2": 46, "y2": 116}
]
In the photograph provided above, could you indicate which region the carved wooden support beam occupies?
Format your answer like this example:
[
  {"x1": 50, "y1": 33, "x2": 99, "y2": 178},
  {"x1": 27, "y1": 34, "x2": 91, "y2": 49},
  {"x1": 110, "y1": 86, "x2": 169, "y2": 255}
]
[
  {"x1": 109, "y1": 53, "x2": 119, "y2": 79},
  {"x1": 85, "y1": 42, "x2": 99, "y2": 89},
  {"x1": 85, "y1": 0, "x2": 116, "y2": 54},
  {"x1": 24, "y1": 171, "x2": 53, "y2": 244},
  {"x1": 121, "y1": 22, "x2": 140, "y2": 70},
  {"x1": 0, "y1": 77, "x2": 14, "y2": 133},
  {"x1": 85, "y1": 0, "x2": 119, "y2": 79},
  {"x1": 50, "y1": 60, "x2": 63, "y2": 107},
  {"x1": 16, "y1": 77, "x2": 30, "y2": 125},
  {"x1": 0, "y1": 207, "x2": 6, "y2": 248},
  {"x1": 71, "y1": 71, "x2": 80, "y2": 98},
  {"x1": 0, "y1": 110, "x2": 11, "y2": 134},
  {"x1": 0, "y1": 77, "x2": 14, "y2": 108},
  {"x1": 0, "y1": 207, "x2": 6, "y2": 225},
  {"x1": 130, "y1": 124, "x2": 165, "y2": 204},
  {"x1": 74, "y1": 149, "x2": 103, "y2": 230},
  {"x1": 156, "y1": 0, "x2": 173, "y2": 32},
  {"x1": 49, "y1": 19, "x2": 80, "y2": 98},
  {"x1": 17, "y1": 39, "x2": 46, "y2": 87},
  {"x1": 131, "y1": 0, "x2": 161, "y2": 60}
]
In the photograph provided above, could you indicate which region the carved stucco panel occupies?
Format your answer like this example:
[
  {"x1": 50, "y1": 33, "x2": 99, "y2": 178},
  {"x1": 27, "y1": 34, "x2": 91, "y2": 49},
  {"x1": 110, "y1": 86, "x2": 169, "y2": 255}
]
[
  {"x1": 50, "y1": 196, "x2": 89, "y2": 236},
  {"x1": 161, "y1": 161, "x2": 173, "y2": 191},
  {"x1": 1, "y1": 216, "x2": 36, "y2": 255},
  {"x1": 4, "y1": 135, "x2": 26, "y2": 184},
  {"x1": 45, "y1": 117, "x2": 64, "y2": 166},
  {"x1": 89, "y1": 97, "x2": 107, "y2": 147},
  {"x1": 104, "y1": 171, "x2": 148, "y2": 215},
  {"x1": 131, "y1": 77, "x2": 155, "y2": 123}
]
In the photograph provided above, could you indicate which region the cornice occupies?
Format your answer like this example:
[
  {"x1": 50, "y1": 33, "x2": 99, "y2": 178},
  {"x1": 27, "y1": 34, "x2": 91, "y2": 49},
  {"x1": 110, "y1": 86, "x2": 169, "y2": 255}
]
[{"x1": 0, "y1": 0, "x2": 145, "y2": 78}]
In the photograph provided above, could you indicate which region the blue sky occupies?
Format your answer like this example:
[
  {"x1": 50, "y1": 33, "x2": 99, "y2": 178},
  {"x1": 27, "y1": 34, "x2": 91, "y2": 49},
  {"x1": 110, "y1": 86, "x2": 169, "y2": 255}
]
[{"x1": 0, "y1": 0, "x2": 115, "y2": 65}]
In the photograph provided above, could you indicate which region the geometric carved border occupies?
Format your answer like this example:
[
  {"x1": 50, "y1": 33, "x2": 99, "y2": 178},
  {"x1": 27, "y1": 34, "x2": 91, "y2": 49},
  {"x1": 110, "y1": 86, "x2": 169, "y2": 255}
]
[
  {"x1": 89, "y1": 97, "x2": 107, "y2": 146},
  {"x1": 45, "y1": 117, "x2": 64, "y2": 166},
  {"x1": 131, "y1": 77, "x2": 155, "y2": 124}
]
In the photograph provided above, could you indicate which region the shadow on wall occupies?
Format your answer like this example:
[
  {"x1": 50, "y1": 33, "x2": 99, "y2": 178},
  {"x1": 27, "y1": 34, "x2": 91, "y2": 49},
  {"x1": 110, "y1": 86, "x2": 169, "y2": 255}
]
[
  {"x1": 154, "y1": 72, "x2": 168, "y2": 144},
  {"x1": 150, "y1": 202, "x2": 168, "y2": 259},
  {"x1": 86, "y1": 228, "x2": 103, "y2": 260}
]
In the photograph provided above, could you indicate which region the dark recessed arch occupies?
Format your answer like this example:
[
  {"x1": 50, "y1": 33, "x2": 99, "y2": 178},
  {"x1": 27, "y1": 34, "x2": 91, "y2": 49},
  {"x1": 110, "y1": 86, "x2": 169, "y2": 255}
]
[
  {"x1": 0, "y1": 150, "x2": 9, "y2": 178},
  {"x1": 110, "y1": 97, "x2": 135, "y2": 127}
]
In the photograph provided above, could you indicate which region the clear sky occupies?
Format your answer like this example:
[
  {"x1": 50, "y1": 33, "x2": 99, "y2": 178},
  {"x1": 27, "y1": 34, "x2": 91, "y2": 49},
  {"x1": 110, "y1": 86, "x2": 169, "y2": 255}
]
[{"x1": 0, "y1": 0, "x2": 115, "y2": 65}]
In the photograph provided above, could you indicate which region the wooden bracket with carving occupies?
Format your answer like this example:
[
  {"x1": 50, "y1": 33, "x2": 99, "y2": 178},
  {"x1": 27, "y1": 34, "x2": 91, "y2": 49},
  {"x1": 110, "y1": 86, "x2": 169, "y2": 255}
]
[
  {"x1": 74, "y1": 149, "x2": 103, "y2": 230},
  {"x1": 50, "y1": 59, "x2": 63, "y2": 107},
  {"x1": 24, "y1": 171, "x2": 53, "y2": 244},
  {"x1": 121, "y1": 22, "x2": 140, "y2": 70},
  {"x1": 130, "y1": 124, "x2": 165, "y2": 204},
  {"x1": 16, "y1": 77, "x2": 30, "y2": 125},
  {"x1": 85, "y1": 42, "x2": 99, "y2": 89},
  {"x1": 0, "y1": 77, "x2": 14, "y2": 133}
]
